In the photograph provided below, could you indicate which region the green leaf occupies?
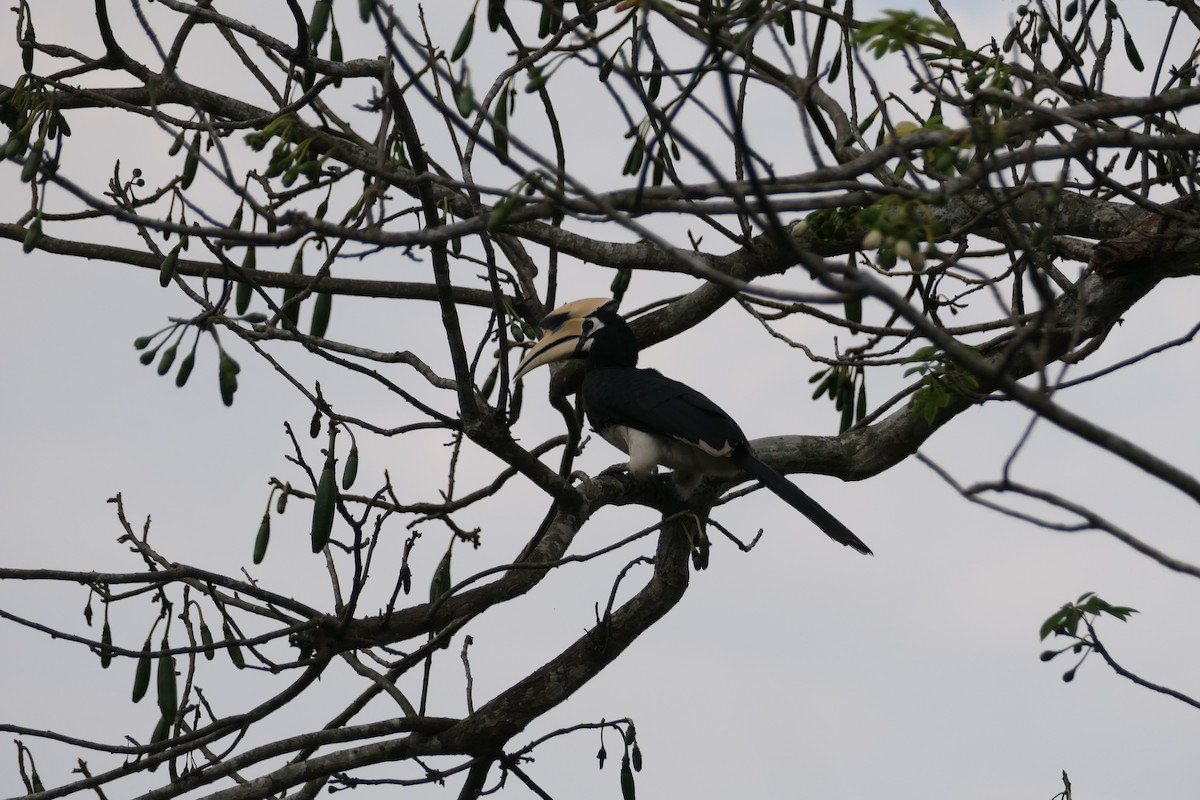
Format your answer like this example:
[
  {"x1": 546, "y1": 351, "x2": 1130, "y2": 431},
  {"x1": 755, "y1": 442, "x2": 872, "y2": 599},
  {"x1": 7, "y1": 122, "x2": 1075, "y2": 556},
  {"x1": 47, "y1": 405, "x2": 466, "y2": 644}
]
[
  {"x1": 310, "y1": 292, "x2": 332, "y2": 338},
  {"x1": 309, "y1": 0, "x2": 332, "y2": 47},
  {"x1": 451, "y1": 11, "x2": 475, "y2": 61},
  {"x1": 430, "y1": 543, "x2": 453, "y2": 602},
  {"x1": 493, "y1": 83, "x2": 510, "y2": 164}
]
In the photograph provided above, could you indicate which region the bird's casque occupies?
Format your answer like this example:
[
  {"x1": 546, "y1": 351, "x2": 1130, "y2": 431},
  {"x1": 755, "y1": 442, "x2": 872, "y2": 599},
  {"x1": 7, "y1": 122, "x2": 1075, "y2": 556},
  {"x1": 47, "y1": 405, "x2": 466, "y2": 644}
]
[{"x1": 514, "y1": 298, "x2": 872, "y2": 555}]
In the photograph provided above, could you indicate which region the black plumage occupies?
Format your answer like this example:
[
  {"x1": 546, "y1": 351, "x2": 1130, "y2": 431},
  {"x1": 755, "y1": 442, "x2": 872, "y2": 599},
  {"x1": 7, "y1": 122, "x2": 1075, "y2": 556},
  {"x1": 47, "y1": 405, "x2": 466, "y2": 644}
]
[{"x1": 515, "y1": 299, "x2": 871, "y2": 555}]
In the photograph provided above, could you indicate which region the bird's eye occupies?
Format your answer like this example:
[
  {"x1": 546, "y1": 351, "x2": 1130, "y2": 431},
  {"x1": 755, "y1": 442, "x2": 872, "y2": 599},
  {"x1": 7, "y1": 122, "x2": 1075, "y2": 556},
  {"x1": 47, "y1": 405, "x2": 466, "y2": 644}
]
[{"x1": 582, "y1": 319, "x2": 594, "y2": 333}]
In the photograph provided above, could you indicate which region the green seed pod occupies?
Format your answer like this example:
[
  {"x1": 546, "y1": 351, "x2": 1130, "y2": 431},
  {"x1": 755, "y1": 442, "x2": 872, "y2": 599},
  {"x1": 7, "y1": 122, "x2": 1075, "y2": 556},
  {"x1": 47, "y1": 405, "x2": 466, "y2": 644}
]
[
  {"x1": 310, "y1": 292, "x2": 332, "y2": 338},
  {"x1": 486, "y1": 194, "x2": 522, "y2": 232},
  {"x1": 150, "y1": 713, "x2": 171, "y2": 746},
  {"x1": 651, "y1": 149, "x2": 665, "y2": 187},
  {"x1": 451, "y1": 11, "x2": 474, "y2": 61},
  {"x1": 223, "y1": 620, "x2": 245, "y2": 669},
  {"x1": 22, "y1": 42, "x2": 33, "y2": 73},
  {"x1": 780, "y1": 10, "x2": 795, "y2": 45},
  {"x1": 132, "y1": 638, "x2": 153, "y2": 703},
  {"x1": 311, "y1": 448, "x2": 337, "y2": 552},
  {"x1": 310, "y1": 409, "x2": 322, "y2": 438},
  {"x1": 341, "y1": 444, "x2": 359, "y2": 490},
  {"x1": 330, "y1": 27, "x2": 344, "y2": 87},
  {"x1": 22, "y1": 217, "x2": 42, "y2": 254},
  {"x1": 281, "y1": 250, "x2": 304, "y2": 327},
  {"x1": 620, "y1": 753, "x2": 636, "y2": 800},
  {"x1": 493, "y1": 87, "x2": 509, "y2": 165},
  {"x1": 525, "y1": 64, "x2": 548, "y2": 93},
  {"x1": 578, "y1": 0, "x2": 597, "y2": 29},
  {"x1": 253, "y1": 512, "x2": 271, "y2": 564},
  {"x1": 20, "y1": 139, "x2": 43, "y2": 183},
  {"x1": 844, "y1": 295, "x2": 862, "y2": 325},
  {"x1": 175, "y1": 351, "x2": 195, "y2": 388},
  {"x1": 159, "y1": 243, "x2": 182, "y2": 288},
  {"x1": 480, "y1": 364, "x2": 497, "y2": 400},
  {"x1": 599, "y1": 52, "x2": 616, "y2": 82},
  {"x1": 429, "y1": 544, "x2": 453, "y2": 602},
  {"x1": 308, "y1": 0, "x2": 332, "y2": 47},
  {"x1": 487, "y1": 0, "x2": 504, "y2": 31},
  {"x1": 276, "y1": 483, "x2": 290, "y2": 514},
  {"x1": 622, "y1": 138, "x2": 644, "y2": 175},
  {"x1": 218, "y1": 352, "x2": 239, "y2": 407},
  {"x1": 234, "y1": 248, "x2": 256, "y2": 315},
  {"x1": 646, "y1": 57, "x2": 662, "y2": 101},
  {"x1": 1124, "y1": 31, "x2": 1144, "y2": 72},
  {"x1": 199, "y1": 622, "x2": 216, "y2": 661},
  {"x1": 168, "y1": 130, "x2": 185, "y2": 156},
  {"x1": 156, "y1": 342, "x2": 178, "y2": 376},
  {"x1": 610, "y1": 267, "x2": 631, "y2": 301},
  {"x1": 454, "y1": 80, "x2": 475, "y2": 118},
  {"x1": 631, "y1": 744, "x2": 642, "y2": 772},
  {"x1": 510, "y1": 378, "x2": 522, "y2": 420},
  {"x1": 359, "y1": 0, "x2": 374, "y2": 22},
  {"x1": 100, "y1": 621, "x2": 113, "y2": 669},
  {"x1": 156, "y1": 643, "x2": 177, "y2": 719},
  {"x1": 2, "y1": 135, "x2": 22, "y2": 158},
  {"x1": 180, "y1": 131, "x2": 201, "y2": 189}
]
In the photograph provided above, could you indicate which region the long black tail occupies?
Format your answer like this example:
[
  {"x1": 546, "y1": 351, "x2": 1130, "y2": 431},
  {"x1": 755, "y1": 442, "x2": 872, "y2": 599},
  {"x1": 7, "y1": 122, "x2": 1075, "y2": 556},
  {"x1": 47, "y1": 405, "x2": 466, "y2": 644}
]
[{"x1": 732, "y1": 449, "x2": 872, "y2": 555}]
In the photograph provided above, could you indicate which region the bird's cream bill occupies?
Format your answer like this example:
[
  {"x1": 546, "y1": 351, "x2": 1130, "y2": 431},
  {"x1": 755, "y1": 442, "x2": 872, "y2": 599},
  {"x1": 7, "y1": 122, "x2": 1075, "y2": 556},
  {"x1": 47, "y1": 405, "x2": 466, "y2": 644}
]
[{"x1": 512, "y1": 297, "x2": 615, "y2": 381}]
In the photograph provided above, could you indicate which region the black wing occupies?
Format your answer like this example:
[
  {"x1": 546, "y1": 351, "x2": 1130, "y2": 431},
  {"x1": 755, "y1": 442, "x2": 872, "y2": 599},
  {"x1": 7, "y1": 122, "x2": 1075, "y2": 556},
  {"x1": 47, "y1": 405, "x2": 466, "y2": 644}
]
[{"x1": 582, "y1": 366, "x2": 747, "y2": 455}]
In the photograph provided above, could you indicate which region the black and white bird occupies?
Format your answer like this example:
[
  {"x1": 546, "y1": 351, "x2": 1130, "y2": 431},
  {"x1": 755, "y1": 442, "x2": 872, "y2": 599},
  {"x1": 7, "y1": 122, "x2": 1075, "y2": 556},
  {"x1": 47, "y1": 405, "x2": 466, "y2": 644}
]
[{"x1": 514, "y1": 298, "x2": 871, "y2": 555}]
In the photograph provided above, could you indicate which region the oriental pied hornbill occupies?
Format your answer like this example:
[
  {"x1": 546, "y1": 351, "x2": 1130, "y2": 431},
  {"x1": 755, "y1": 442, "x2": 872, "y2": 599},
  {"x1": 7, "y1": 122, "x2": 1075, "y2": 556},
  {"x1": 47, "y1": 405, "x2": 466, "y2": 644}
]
[{"x1": 514, "y1": 298, "x2": 871, "y2": 555}]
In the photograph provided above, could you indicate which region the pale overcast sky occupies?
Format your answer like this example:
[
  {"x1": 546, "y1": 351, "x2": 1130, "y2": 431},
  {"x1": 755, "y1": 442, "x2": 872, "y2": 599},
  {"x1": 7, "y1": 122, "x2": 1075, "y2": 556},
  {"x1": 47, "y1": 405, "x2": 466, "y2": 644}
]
[{"x1": 4, "y1": 3, "x2": 1200, "y2": 799}]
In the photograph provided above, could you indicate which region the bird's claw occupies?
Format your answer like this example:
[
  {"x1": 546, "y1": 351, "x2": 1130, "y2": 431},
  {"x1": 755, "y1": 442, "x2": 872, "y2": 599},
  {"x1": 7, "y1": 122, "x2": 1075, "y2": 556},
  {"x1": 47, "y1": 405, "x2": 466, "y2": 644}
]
[{"x1": 675, "y1": 511, "x2": 710, "y2": 570}]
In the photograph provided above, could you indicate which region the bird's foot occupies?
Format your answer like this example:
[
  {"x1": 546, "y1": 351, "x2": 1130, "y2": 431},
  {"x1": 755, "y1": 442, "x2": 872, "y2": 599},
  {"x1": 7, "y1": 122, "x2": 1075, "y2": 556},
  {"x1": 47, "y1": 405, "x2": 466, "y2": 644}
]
[
  {"x1": 673, "y1": 511, "x2": 710, "y2": 571},
  {"x1": 597, "y1": 463, "x2": 631, "y2": 481}
]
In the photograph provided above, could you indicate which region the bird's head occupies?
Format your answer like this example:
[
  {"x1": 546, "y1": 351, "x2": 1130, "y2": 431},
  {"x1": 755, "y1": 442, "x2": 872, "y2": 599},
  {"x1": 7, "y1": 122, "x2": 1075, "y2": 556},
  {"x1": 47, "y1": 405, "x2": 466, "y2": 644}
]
[{"x1": 513, "y1": 297, "x2": 634, "y2": 381}]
